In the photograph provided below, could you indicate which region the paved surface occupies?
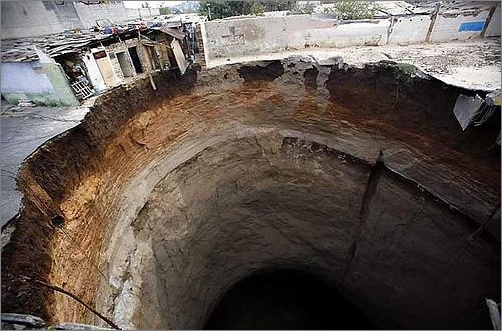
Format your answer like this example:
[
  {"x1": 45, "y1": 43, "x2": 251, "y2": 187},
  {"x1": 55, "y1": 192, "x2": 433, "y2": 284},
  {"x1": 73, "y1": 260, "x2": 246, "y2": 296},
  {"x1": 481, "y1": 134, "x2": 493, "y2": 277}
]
[
  {"x1": 207, "y1": 38, "x2": 501, "y2": 92},
  {"x1": 1, "y1": 101, "x2": 89, "y2": 226}
]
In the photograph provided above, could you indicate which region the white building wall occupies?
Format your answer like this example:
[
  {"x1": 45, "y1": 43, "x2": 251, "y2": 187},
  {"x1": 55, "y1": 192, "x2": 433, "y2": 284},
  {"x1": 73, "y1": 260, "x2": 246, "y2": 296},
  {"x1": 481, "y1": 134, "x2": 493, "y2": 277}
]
[
  {"x1": 388, "y1": 15, "x2": 431, "y2": 45},
  {"x1": 82, "y1": 53, "x2": 107, "y2": 92},
  {"x1": 74, "y1": 1, "x2": 129, "y2": 28},
  {"x1": 430, "y1": 10, "x2": 489, "y2": 42},
  {"x1": 205, "y1": 15, "x2": 391, "y2": 58},
  {"x1": 307, "y1": 20, "x2": 390, "y2": 48},
  {"x1": 1, "y1": 62, "x2": 55, "y2": 93},
  {"x1": 126, "y1": 8, "x2": 160, "y2": 20}
]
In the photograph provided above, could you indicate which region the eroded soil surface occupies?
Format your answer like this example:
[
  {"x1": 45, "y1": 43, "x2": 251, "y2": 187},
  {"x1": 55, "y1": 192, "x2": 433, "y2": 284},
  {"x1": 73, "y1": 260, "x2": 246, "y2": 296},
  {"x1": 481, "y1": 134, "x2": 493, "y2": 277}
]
[{"x1": 1, "y1": 58, "x2": 500, "y2": 329}]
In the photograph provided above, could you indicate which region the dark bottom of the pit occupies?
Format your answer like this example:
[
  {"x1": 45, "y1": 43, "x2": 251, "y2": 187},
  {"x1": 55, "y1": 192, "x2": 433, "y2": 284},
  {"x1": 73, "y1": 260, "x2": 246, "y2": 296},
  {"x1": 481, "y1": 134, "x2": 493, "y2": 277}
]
[{"x1": 203, "y1": 269, "x2": 377, "y2": 330}]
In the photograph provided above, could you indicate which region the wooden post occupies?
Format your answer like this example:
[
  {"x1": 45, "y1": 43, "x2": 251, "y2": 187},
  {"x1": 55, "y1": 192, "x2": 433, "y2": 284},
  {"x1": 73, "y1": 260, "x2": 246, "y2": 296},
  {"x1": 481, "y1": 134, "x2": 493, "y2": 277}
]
[
  {"x1": 481, "y1": 5, "x2": 497, "y2": 38},
  {"x1": 425, "y1": 2, "x2": 441, "y2": 43}
]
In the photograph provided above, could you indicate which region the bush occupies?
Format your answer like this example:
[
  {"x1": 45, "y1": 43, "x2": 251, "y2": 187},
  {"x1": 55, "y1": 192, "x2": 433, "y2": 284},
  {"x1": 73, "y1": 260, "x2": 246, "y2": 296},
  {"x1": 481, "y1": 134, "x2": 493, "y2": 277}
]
[
  {"x1": 250, "y1": 2, "x2": 264, "y2": 16},
  {"x1": 331, "y1": 1, "x2": 380, "y2": 20},
  {"x1": 290, "y1": 2, "x2": 316, "y2": 15}
]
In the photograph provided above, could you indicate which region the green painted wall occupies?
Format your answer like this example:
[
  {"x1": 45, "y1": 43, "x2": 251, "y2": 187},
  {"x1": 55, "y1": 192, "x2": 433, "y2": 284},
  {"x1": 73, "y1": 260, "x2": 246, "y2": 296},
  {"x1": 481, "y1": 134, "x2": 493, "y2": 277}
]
[
  {"x1": 41, "y1": 62, "x2": 79, "y2": 106},
  {"x1": 2, "y1": 92, "x2": 61, "y2": 106},
  {"x1": 1, "y1": 62, "x2": 79, "y2": 107}
]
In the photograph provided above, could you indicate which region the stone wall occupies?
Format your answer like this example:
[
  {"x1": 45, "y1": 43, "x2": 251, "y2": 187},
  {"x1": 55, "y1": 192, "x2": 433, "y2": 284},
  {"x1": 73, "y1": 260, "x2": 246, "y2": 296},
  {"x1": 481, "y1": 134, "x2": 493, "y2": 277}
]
[
  {"x1": 195, "y1": 23, "x2": 206, "y2": 67},
  {"x1": 125, "y1": 8, "x2": 160, "y2": 21},
  {"x1": 203, "y1": 4, "x2": 500, "y2": 59},
  {"x1": 74, "y1": 1, "x2": 129, "y2": 28},
  {"x1": 1, "y1": 2, "x2": 64, "y2": 39}
]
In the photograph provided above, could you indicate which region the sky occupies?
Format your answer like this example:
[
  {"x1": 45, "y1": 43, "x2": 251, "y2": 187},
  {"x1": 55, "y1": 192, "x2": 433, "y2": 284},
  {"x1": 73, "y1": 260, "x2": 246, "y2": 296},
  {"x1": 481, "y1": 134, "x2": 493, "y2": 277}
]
[{"x1": 123, "y1": 1, "x2": 185, "y2": 8}]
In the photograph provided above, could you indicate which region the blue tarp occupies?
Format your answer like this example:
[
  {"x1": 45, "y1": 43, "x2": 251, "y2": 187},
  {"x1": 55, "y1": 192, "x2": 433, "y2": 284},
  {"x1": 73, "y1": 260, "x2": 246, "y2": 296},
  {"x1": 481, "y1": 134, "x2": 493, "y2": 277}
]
[{"x1": 458, "y1": 21, "x2": 485, "y2": 32}]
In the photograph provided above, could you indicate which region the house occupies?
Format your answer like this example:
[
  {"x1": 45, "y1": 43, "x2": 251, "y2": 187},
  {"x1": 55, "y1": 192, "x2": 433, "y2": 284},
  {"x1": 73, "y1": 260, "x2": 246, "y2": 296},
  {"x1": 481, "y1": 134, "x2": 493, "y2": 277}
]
[
  {"x1": 1, "y1": 44, "x2": 80, "y2": 106},
  {"x1": 1, "y1": 21, "x2": 202, "y2": 106}
]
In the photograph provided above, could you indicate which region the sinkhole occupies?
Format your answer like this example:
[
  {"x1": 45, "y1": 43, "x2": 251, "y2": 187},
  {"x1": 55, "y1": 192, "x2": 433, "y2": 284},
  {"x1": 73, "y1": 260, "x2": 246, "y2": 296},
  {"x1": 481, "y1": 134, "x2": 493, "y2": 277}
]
[
  {"x1": 203, "y1": 269, "x2": 376, "y2": 330},
  {"x1": 1, "y1": 58, "x2": 500, "y2": 330}
]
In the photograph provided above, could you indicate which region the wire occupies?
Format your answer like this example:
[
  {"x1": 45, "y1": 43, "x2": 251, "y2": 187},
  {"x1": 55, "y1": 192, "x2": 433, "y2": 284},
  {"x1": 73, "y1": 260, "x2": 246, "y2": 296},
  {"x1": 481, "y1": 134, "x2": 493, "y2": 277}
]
[
  {"x1": 58, "y1": 226, "x2": 109, "y2": 284},
  {"x1": 56, "y1": 225, "x2": 129, "y2": 318},
  {"x1": 16, "y1": 273, "x2": 120, "y2": 330}
]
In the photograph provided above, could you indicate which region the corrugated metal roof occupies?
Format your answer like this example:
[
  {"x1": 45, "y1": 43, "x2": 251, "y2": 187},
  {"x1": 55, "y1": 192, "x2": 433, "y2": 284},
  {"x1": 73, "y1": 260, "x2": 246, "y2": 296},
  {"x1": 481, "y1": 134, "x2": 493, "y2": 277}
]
[{"x1": 1, "y1": 27, "x2": 141, "y2": 62}]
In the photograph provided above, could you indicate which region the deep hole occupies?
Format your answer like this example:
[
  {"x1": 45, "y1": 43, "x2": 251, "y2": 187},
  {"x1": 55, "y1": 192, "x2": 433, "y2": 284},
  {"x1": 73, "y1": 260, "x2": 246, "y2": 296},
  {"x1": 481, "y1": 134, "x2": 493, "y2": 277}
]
[
  {"x1": 203, "y1": 269, "x2": 377, "y2": 330},
  {"x1": 51, "y1": 215, "x2": 65, "y2": 227}
]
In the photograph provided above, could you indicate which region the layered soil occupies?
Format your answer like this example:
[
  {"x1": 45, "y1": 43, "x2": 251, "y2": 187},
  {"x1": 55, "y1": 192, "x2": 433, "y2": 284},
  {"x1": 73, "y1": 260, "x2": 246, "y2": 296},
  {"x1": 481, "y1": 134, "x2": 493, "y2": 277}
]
[{"x1": 1, "y1": 58, "x2": 500, "y2": 329}]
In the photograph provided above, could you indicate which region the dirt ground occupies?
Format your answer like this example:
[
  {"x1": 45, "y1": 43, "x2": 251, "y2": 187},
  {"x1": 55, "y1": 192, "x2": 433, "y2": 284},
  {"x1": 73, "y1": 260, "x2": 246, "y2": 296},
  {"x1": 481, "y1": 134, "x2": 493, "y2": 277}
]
[{"x1": 207, "y1": 38, "x2": 501, "y2": 91}]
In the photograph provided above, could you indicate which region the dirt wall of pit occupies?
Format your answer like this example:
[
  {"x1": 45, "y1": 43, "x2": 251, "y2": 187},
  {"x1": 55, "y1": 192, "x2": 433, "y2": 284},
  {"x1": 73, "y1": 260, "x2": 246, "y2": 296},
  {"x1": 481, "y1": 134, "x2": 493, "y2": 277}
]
[{"x1": 1, "y1": 58, "x2": 500, "y2": 329}]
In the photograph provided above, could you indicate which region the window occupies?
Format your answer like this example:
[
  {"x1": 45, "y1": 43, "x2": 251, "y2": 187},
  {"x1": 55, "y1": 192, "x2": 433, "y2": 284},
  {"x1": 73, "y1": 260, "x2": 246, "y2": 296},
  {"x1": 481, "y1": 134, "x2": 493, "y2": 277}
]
[{"x1": 93, "y1": 50, "x2": 107, "y2": 59}]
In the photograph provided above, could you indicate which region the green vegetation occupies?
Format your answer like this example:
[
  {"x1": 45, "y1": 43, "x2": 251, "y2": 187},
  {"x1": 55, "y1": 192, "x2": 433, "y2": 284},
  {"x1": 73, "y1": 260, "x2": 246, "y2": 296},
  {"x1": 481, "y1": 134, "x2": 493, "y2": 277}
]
[
  {"x1": 159, "y1": 5, "x2": 172, "y2": 15},
  {"x1": 397, "y1": 63, "x2": 417, "y2": 74},
  {"x1": 289, "y1": 2, "x2": 316, "y2": 14},
  {"x1": 199, "y1": 1, "x2": 295, "y2": 19},
  {"x1": 327, "y1": 1, "x2": 381, "y2": 20},
  {"x1": 250, "y1": 2, "x2": 264, "y2": 16},
  {"x1": 197, "y1": 1, "x2": 381, "y2": 19}
]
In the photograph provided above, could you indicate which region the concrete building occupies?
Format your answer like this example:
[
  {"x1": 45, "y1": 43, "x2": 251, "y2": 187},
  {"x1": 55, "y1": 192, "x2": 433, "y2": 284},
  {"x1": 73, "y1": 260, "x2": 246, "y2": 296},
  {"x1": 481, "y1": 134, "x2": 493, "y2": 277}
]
[
  {"x1": 1, "y1": 1, "x2": 160, "y2": 40},
  {"x1": 1, "y1": 47, "x2": 79, "y2": 106}
]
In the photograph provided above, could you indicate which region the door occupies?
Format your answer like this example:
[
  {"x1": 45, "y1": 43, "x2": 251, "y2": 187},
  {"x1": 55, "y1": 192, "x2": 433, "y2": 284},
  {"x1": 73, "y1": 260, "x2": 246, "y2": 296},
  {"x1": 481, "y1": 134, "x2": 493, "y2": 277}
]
[
  {"x1": 146, "y1": 46, "x2": 161, "y2": 71},
  {"x1": 93, "y1": 50, "x2": 117, "y2": 87},
  {"x1": 82, "y1": 53, "x2": 106, "y2": 92},
  {"x1": 171, "y1": 39, "x2": 188, "y2": 75}
]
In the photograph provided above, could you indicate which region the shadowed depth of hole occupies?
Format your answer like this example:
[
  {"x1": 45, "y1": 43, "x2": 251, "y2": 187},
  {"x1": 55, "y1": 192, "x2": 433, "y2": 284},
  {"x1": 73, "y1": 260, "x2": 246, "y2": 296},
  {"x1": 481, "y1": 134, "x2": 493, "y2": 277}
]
[{"x1": 204, "y1": 270, "x2": 377, "y2": 330}]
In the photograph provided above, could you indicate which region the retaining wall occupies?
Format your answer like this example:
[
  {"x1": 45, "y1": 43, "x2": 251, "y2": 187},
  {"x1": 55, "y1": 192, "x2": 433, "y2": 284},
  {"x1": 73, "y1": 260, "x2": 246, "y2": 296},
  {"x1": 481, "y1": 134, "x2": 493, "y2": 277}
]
[
  {"x1": 203, "y1": 4, "x2": 501, "y2": 59},
  {"x1": 125, "y1": 8, "x2": 160, "y2": 21}
]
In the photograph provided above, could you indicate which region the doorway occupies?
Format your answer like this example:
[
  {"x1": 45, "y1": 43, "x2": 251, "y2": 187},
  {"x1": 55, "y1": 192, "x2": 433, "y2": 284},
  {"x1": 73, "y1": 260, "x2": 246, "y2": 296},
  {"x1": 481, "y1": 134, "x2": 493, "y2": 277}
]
[
  {"x1": 128, "y1": 47, "x2": 143, "y2": 74},
  {"x1": 146, "y1": 45, "x2": 161, "y2": 71},
  {"x1": 116, "y1": 51, "x2": 134, "y2": 78}
]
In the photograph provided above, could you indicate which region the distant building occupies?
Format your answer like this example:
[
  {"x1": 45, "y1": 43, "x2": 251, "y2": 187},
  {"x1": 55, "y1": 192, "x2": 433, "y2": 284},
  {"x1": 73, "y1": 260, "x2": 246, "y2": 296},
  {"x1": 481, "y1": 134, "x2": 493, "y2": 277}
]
[{"x1": 0, "y1": 1, "x2": 160, "y2": 39}]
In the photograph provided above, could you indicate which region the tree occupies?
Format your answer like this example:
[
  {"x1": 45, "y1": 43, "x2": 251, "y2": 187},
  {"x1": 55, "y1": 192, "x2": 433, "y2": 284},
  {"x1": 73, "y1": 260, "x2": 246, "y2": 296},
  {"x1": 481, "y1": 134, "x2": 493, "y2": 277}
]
[
  {"x1": 199, "y1": 1, "x2": 294, "y2": 19},
  {"x1": 250, "y1": 1, "x2": 264, "y2": 15},
  {"x1": 159, "y1": 5, "x2": 172, "y2": 15},
  {"x1": 290, "y1": 2, "x2": 316, "y2": 14},
  {"x1": 262, "y1": 1, "x2": 294, "y2": 12}
]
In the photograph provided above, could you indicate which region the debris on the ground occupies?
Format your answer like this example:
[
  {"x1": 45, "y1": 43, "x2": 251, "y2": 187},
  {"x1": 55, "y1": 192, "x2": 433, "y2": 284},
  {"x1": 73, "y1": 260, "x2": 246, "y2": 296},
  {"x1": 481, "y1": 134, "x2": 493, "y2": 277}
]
[
  {"x1": 17, "y1": 100, "x2": 35, "y2": 107},
  {"x1": 0, "y1": 313, "x2": 45, "y2": 329},
  {"x1": 453, "y1": 94, "x2": 484, "y2": 130},
  {"x1": 485, "y1": 298, "x2": 501, "y2": 330},
  {"x1": 54, "y1": 322, "x2": 114, "y2": 330}
]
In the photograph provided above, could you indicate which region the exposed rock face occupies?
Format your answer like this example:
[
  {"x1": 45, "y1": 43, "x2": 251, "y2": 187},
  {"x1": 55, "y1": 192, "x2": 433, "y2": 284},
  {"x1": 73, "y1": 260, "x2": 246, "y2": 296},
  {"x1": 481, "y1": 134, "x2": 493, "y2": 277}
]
[{"x1": 1, "y1": 58, "x2": 500, "y2": 330}]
